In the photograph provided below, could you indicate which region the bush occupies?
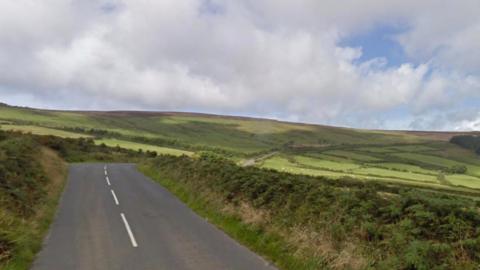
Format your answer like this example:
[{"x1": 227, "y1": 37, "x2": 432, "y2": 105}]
[
  {"x1": 144, "y1": 154, "x2": 480, "y2": 269},
  {"x1": 0, "y1": 137, "x2": 47, "y2": 216},
  {"x1": 445, "y1": 165, "x2": 467, "y2": 174}
]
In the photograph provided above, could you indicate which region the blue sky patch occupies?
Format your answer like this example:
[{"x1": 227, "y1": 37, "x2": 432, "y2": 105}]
[{"x1": 341, "y1": 24, "x2": 409, "y2": 67}]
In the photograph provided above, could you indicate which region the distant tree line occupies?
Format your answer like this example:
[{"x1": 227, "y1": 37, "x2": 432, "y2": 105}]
[{"x1": 450, "y1": 135, "x2": 480, "y2": 155}]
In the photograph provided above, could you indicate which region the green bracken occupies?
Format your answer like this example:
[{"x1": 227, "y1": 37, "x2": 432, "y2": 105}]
[{"x1": 141, "y1": 154, "x2": 480, "y2": 269}]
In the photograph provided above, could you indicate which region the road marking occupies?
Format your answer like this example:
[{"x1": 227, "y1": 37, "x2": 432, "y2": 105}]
[
  {"x1": 105, "y1": 170, "x2": 108, "y2": 176},
  {"x1": 106, "y1": 176, "x2": 111, "y2": 186},
  {"x1": 111, "y1": 189, "x2": 119, "y2": 205},
  {"x1": 121, "y1": 213, "x2": 138, "y2": 248}
]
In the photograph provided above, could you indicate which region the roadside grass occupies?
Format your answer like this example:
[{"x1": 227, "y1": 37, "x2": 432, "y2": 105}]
[
  {"x1": 94, "y1": 138, "x2": 193, "y2": 156},
  {"x1": 0, "y1": 147, "x2": 67, "y2": 270},
  {"x1": 0, "y1": 124, "x2": 90, "y2": 139},
  {"x1": 138, "y1": 164, "x2": 324, "y2": 270},
  {"x1": 141, "y1": 155, "x2": 480, "y2": 269}
]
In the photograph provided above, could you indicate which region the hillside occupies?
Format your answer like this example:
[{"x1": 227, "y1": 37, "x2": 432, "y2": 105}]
[
  {"x1": 1, "y1": 103, "x2": 480, "y2": 192},
  {"x1": 0, "y1": 104, "x2": 448, "y2": 153},
  {"x1": 2, "y1": 104, "x2": 480, "y2": 270}
]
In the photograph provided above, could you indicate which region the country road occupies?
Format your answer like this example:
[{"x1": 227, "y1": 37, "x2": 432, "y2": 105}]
[{"x1": 32, "y1": 164, "x2": 277, "y2": 270}]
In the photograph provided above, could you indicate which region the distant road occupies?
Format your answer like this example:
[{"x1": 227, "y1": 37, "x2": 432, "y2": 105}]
[{"x1": 32, "y1": 164, "x2": 276, "y2": 270}]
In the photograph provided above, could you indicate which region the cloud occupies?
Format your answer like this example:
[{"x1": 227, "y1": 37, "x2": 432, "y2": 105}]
[{"x1": 0, "y1": 0, "x2": 479, "y2": 130}]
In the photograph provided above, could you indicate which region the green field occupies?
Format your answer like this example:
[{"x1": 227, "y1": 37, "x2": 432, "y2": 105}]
[
  {"x1": 1, "y1": 124, "x2": 90, "y2": 138},
  {"x1": 0, "y1": 104, "x2": 429, "y2": 154},
  {"x1": 259, "y1": 143, "x2": 480, "y2": 189},
  {"x1": 2, "y1": 103, "x2": 480, "y2": 270},
  {"x1": 262, "y1": 156, "x2": 357, "y2": 178},
  {"x1": 323, "y1": 150, "x2": 381, "y2": 162},
  {"x1": 295, "y1": 155, "x2": 360, "y2": 171},
  {"x1": 1, "y1": 103, "x2": 480, "y2": 191},
  {"x1": 95, "y1": 138, "x2": 193, "y2": 156},
  {"x1": 374, "y1": 162, "x2": 437, "y2": 175}
]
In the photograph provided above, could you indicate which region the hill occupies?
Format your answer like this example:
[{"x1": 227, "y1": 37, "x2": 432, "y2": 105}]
[
  {"x1": 1, "y1": 103, "x2": 480, "y2": 192},
  {"x1": 2, "y1": 104, "x2": 480, "y2": 269}
]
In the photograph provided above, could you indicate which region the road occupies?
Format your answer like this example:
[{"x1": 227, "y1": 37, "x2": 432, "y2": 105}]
[{"x1": 32, "y1": 164, "x2": 277, "y2": 270}]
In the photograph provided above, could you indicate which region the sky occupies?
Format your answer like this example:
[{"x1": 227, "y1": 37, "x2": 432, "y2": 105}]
[{"x1": 0, "y1": 0, "x2": 479, "y2": 131}]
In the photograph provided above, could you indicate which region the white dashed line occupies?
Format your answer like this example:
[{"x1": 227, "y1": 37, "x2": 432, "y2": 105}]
[
  {"x1": 111, "y1": 189, "x2": 119, "y2": 205},
  {"x1": 104, "y1": 165, "x2": 137, "y2": 248},
  {"x1": 121, "y1": 213, "x2": 138, "y2": 247}
]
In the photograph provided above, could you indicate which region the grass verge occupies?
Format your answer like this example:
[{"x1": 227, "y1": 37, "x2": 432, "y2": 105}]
[
  {"x1": 140, "y1": 154, "x2": 480, "y2": 269},
  {"x1": 138, "y1": 164, "x2": 324, "y2": 270},
  {"x1": 0, "y1": 148, "x2": 68, "y2": 270}
]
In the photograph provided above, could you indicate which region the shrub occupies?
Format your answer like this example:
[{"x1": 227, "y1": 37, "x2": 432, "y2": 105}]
[{"x1": 144, "y1": 154, "x2": 480, "y2": 268}]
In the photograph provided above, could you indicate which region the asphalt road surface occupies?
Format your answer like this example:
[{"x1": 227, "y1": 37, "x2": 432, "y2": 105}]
[{"x1": 32, "y1": 163, "x2": 277, "y2": 270}]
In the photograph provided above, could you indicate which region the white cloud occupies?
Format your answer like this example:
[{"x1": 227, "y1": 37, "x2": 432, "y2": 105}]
[{"x1": 0, "y1": 0, "x2": 479, "y2": 130}]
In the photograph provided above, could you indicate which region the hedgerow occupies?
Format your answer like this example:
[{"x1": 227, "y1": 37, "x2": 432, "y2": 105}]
[{"x1": 145, "y1": 153, "x2": 480, "y2": 269}]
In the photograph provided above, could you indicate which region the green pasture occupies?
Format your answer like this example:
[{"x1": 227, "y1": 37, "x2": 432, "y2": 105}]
[
  {"x1": 294, "y1": 155, "x2": 360, "y2": 171},
  {"x1": 95, "y1": 138, "x2": 193, "y2": 156},
  {"x1": 323, "y1": 150, "x2": 380, "y2": 162},
  {"x1": 2, "y1": 104, "x2": 480, "y2": 191},
  {"x1": 374, "y1": 162, "x2": 438, "y2": 175},
  {"x1": 0, "y1": 124, "x2": 90, "y2": 138}
]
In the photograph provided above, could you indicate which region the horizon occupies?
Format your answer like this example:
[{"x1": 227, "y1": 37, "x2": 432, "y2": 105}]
[
  {"x1": 3, "y1": 101, "x2": 480, "y2": 134},
  {"x1": 1, "y1": 1, "x2": 479, "y2": 131}
]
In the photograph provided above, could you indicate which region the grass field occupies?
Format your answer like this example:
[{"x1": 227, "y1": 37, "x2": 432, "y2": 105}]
[
  {"x1": 374, "y1": 162, "x2": 437, "y2": 175},
  {"x1": 259, "y1": 144, "x2": 480, "y2": 190},
  {"x1": 294, "y1": 155, "x2": 360, "y2": 171},
  {"x1": 0, "y1": 105, "x2": 433, "y2": 155},
  {"x1": 0, "y1": 124, "x2": 90, "y2": 138},
  {"x1": 351, "y1": 167, "x2": 439, "y2": 183},
  {"x1": 2, "y1": 103, "x2": 480, "y2": 191},
  {"x1": 262, "y1": 156, "x2": 355, "y2": 178},
  {"x1": 2, "y1": 103, "x2": 480, "y2": 269},
  {"x1": 322, "y1": 150, "x2": 381, "y2": 162},
  {"x1": 95, "y1": 138, "x2": 193, "y2": 156}
]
